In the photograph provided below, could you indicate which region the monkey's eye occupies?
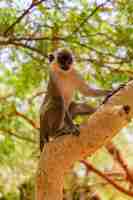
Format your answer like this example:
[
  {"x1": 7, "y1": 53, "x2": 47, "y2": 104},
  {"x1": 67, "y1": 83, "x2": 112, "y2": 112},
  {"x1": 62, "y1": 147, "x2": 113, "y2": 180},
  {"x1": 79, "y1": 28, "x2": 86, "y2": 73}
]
[{"x1": 60, "y1": 64, "x2": 70, "y2": 71}]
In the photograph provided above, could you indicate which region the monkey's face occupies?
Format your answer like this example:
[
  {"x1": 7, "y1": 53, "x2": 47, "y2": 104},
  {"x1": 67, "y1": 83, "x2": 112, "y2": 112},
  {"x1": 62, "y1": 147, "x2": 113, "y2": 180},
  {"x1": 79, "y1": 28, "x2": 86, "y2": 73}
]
[{"x1": 57, "y1": 50, "x2": 73, "y2": 71}]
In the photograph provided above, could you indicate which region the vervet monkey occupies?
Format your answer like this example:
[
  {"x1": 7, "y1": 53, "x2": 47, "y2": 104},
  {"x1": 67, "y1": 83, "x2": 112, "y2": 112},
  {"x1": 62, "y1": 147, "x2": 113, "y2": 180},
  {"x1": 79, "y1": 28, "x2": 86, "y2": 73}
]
[{"x1": 40, "y1": 49, "x2": 110, "y2": 151}]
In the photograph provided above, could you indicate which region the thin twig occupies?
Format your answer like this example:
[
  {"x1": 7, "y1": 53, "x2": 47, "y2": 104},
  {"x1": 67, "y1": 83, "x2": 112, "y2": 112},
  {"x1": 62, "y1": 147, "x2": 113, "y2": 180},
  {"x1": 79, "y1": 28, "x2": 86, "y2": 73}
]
[
  {"x1": 0, "y1": 128, "x2": 36, "y2": 143},
  {"x1": 15, "y1": 110, "x2": 39, "y2": 130},
  {"x1": 10, "y1": 36, "x2": 65, "y2": 42}
]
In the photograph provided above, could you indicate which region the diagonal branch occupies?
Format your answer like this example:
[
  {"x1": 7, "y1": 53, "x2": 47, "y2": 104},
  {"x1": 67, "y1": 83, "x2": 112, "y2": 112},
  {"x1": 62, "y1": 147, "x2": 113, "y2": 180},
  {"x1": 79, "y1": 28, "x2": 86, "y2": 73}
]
[
  {"x1": 81, "y1": 160, "x2": 133, "y2": 198},
  {"x1": 15, "y1": 110, "x2": 39, "y2": 130},
  {"x1": 72, "y1": 0, "x2": 111, "y2": 35},
  {"x1": 4, "y1": 0, "x2": 46, "y2": 36}
]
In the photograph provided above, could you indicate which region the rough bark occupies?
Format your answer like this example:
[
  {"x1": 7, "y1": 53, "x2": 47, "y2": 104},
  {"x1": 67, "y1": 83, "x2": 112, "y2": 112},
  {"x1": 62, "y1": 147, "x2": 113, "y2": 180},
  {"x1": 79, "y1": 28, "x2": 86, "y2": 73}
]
[{"x1": 35, "y1": 80, "x2": 133, "y2": 200}]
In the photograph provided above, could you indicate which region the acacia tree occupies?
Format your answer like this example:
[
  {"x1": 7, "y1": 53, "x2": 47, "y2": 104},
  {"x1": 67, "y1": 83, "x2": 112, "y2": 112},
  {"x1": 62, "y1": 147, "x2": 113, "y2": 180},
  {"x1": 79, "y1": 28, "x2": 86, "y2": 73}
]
[{"x1": 0, "y1": 0, "x2": 133, "y2": 200}]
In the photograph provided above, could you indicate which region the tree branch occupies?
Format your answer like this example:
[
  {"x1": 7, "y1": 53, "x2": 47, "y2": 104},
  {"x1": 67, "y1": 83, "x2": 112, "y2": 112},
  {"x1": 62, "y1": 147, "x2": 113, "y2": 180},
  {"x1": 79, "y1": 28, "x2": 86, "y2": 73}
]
[
  {"x1": 10, "y1": 36, "x2": 64, "y2": 42},
  {"x1": 0, "y1": 40, "x2": 46, "y2": 57},
  {"x1": 36, "y1": 80, "x2": 133, "y2": 200},
  {"x1": 0, "y1": 36, "x2": 128, "y2": 62}
]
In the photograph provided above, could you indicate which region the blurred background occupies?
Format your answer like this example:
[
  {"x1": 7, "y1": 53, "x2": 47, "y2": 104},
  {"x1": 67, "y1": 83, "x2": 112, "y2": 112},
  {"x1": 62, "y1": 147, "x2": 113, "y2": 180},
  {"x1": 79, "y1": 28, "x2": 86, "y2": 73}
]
[{"x1": 0, "y1": 0, "x2": 133, "y2": 199}]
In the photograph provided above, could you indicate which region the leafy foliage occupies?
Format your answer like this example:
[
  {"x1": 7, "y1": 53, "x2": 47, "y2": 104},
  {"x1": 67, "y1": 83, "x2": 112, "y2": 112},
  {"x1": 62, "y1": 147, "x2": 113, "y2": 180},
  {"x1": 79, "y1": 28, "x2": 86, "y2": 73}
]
[{"x1": 0, "y1": 0, "x2": 133, "y2": 199}]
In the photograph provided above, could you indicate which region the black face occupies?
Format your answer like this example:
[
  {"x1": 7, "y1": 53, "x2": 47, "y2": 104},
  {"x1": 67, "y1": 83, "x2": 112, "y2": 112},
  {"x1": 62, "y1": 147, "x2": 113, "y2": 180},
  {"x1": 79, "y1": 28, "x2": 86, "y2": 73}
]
[{"x1": 57, "y1": 50, "x2": 73, "y2": 71}]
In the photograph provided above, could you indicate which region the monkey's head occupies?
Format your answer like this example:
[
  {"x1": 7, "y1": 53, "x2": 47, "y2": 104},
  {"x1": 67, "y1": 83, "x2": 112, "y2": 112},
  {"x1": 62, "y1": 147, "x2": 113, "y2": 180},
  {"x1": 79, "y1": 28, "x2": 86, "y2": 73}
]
[
  {"x1": 48, "y1": 49, "x2": 73, "y2": 71},
  {"x1": 57, "y1": 49, "x2": 73, "y2": 70}
]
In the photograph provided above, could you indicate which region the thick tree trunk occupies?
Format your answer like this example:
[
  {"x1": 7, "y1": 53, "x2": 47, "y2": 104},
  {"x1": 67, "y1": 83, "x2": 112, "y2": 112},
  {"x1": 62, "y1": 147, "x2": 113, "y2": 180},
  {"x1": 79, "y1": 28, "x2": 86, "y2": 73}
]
[{"x1": 35, "y1": 80, "x2": 133, "y2": 200}]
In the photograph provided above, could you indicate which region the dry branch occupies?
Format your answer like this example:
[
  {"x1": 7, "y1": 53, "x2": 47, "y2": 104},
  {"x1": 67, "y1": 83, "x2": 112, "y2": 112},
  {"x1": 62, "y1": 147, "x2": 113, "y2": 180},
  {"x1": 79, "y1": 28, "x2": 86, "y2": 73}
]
[
  {"x1": 106, "y1": 142, "x2": 133, "y2": 184},
  {"x1": 36, "y1": 80, "x2": 133, "y2": 200}
]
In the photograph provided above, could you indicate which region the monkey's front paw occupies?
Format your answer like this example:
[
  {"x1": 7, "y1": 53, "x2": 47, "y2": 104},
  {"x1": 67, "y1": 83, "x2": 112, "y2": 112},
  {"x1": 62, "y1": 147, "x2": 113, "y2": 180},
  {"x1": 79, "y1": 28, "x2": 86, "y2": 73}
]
[
  {"x1": 55, "y1": 125, "x2": 80, "y2": 137},
  {"x1": 71, "y1": 125, "x2": 80, "y2": 136}
]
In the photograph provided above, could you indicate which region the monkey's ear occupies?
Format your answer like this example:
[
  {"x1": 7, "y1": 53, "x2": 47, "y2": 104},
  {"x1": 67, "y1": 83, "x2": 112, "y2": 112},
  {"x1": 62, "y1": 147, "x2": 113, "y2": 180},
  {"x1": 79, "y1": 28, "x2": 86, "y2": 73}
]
[{"x1": 48, "y1": 54, "x2": 55, "y2": 63}]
